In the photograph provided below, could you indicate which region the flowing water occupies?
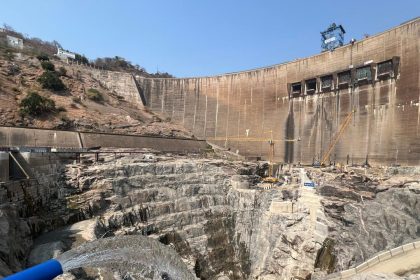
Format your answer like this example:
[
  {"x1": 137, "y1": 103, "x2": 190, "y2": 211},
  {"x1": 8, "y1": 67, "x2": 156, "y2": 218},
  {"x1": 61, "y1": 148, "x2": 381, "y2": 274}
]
[{"x1": 56, "y1": 235, "x2": 196, "y2": 280}]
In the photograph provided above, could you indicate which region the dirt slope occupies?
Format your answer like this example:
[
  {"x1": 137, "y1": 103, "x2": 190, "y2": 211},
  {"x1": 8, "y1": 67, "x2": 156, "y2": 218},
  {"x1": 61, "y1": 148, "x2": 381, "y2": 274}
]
[{"x1": 0, "y1": 50, "x2": 192, "y2": 138}]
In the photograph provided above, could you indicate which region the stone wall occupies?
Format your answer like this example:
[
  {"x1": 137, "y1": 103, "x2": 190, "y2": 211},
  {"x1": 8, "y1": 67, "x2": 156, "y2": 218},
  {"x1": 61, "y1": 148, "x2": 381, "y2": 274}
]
[
  {"x1": 67, "y1": 63, "x2": 145, "y2": 106},
  {"x1": 138, "y1": 18, "x2": 420, "y2": 166}
]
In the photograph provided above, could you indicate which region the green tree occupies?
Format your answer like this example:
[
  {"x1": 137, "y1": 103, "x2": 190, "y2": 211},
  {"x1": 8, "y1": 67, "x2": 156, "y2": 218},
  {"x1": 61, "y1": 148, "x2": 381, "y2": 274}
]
[
  {"x1": 37, "y1": 71, "x2": 65, "y2": 91},
  {"x1": 19, "y1": 92, "x2": 56, "y2": 116},
  {"x1": 86, "y1": 88, "x2": 103, "y2": 102},
  {"x1": 57, "y1": 66, "x2": 67, "y2": 76},
  {"x1": 36, "y1": 53, "x2": 49, "y2": 61},
  {"x1": 41, "y1": 61, "x2": 55, "y2": 71},
  {"x1": 75, "y1": 53, "x2": 89, "y2": 64}
]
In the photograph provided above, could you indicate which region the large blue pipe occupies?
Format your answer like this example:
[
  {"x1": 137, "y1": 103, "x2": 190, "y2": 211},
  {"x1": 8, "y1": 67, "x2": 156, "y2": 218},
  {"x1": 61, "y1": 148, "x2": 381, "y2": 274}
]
[{"x1": 3, "y1": 259, "x2": 63, "y2": 280}]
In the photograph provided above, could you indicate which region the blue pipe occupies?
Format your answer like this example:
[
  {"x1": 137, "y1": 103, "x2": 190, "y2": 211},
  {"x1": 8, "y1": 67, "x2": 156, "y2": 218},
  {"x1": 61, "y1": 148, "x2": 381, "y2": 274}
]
[{"x1": 4, "y1": 259, "x2": 63, "y2": 280}]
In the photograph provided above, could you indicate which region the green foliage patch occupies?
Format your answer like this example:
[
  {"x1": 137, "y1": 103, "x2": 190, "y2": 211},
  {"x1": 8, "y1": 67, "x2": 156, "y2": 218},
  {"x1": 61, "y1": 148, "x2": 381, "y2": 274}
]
[
  {"x1": 19, "y1": 92, "x2": 56, "y2": 116},
  {"x1": 37, "y1": 71, "x2": 65, "y2": 91},
  {"x1": 36, "y1": 53, "x2": 49, "y2": 61},
  {"x1": 41, "y1": 61, "x2": 55, "y2": 71},
  {"x1": 86, "y1": 88, "x2": 103, "y2": 102},
  {"x1": 57, "y1": 66, "x2": 67, "y2": 76}
]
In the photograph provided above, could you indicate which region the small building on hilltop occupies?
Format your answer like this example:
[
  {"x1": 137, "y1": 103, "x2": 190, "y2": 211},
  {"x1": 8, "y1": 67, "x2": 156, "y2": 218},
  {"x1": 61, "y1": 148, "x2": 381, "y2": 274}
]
[
  {"x1": 6, "y1": 35, "x2": 23, "y2": 49},
  {"x1": 56, "y1": 48, "x2": 76, "y2": 61}
]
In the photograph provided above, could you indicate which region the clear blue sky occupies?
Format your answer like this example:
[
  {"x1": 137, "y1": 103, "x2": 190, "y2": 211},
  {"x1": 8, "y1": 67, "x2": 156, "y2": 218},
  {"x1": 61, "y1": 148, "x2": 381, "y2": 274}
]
[{"x1": 1, "y1": 1, "x2": 419, "y2": 77}]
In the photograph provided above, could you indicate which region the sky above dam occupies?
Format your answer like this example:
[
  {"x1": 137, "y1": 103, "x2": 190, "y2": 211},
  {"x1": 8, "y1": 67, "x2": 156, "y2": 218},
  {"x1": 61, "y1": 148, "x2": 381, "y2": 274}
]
[{"x1": 1, "y1": 0, "x2": 419, "y2": 77}]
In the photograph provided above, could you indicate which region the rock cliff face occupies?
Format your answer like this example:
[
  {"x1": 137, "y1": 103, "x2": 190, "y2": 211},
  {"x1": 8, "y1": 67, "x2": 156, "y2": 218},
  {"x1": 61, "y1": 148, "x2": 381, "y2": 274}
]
[
  {"x1": 60, "y1": 155, "x2": 323, "y2": 279},
  {"x1": 313, "y1": 169, "x2": 420, "y2": 272},
  {"x1": 1, "y1": 155, "x2": 419, "y2": 279},
  {"x1": 68, "y1": 156, "x2": 259, "y2": 279},
  {"x1": 0, "y1": 159, "x2": 71, "y2": 276}
]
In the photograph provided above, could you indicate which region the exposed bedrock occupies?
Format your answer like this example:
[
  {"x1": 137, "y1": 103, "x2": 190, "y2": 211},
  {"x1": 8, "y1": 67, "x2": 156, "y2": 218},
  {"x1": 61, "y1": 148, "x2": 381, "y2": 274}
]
[
  {"x1": 313, "y1": 169, "x2": 420, "y2": 274},
  {"x1": 0, "y1": 156, "x2": 72, "y2": 276},
  {"x1": 58, "y1": 156, "x2": 322, "y2": 279},
  {"x1": 1, "y1": 156, "x2": 420, "y2": 279}
]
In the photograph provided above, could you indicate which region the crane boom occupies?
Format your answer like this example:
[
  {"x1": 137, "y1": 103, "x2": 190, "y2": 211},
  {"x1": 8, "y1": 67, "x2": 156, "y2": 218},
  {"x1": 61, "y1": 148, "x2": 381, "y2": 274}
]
[{"x1": 320, "y1": 109, "x2": 355, "y2": 165}]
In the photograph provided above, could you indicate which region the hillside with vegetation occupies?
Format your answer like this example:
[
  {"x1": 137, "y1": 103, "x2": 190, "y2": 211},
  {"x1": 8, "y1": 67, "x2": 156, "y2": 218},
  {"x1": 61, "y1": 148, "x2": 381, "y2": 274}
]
[
  {"x1": 0, "y1": 24, "x2": 173, "y2": 78},
  {"x1": 0, "y1": 28, "x2": 191, "y2": 138}
]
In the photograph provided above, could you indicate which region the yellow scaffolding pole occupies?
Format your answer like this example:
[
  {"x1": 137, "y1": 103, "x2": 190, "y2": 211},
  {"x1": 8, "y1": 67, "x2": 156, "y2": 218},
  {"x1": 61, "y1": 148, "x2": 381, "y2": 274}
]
[
  {"x1": 207, "y1": 132, "x2": 300, "y2": 177},
  {"x1": 320, "y1": 109, "x2": 355, "y2": 165}
]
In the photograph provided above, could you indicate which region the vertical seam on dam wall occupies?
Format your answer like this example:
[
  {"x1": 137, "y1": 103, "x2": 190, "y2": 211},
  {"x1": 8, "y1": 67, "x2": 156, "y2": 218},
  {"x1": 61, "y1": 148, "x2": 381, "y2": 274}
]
[{"x1": 132, "y1": 74, "x2": 147, "y2": 106}]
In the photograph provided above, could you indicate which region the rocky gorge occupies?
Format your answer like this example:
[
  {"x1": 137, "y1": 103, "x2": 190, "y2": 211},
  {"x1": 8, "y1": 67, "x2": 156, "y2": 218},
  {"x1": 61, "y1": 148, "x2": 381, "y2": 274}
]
[{"x1": 0, "y1": 152, "x2": 419, "y2": 279}]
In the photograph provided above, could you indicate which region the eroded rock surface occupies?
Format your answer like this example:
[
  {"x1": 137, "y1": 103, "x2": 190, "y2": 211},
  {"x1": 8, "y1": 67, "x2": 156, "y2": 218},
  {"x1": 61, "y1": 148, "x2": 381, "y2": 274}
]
[
  {"x1": 59, "y1": 155, "x2": 322, "y2": 279},
  {"x1": 1, "y1": 156, "x2": 420, "y2": 279},
  {"x1": 312, "y1": 168, "x2": 420, "y2": 272}
]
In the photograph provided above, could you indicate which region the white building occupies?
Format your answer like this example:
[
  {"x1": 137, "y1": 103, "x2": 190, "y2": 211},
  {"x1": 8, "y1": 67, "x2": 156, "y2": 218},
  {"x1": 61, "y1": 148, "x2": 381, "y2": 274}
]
[
  {"x1": 6, "y1": 35, "x2": 23, "y2": 49},
  {"x1": 56, "y1": 48, "x2": 76, "y2": 60}
]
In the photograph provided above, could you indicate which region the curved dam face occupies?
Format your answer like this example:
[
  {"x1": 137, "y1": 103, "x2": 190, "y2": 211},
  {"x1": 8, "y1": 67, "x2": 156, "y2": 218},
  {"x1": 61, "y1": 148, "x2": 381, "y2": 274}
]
[{"x1": 138, "y1": 18, "x2": 419, "y2": 165}]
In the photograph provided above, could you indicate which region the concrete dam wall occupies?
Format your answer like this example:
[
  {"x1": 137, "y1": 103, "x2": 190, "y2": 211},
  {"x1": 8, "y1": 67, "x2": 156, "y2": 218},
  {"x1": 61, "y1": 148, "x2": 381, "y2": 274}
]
[{"x1": 137, "y1": 18, "x2": 420, "y2": 165}]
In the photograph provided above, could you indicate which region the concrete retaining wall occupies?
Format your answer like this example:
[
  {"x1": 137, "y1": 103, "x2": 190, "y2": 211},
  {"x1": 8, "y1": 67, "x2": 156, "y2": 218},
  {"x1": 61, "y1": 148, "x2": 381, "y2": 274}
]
[
  {"x1": 80, "y1": 132, "x2": 207, "y2": 153},
  {"x1": 0, "y1": 127, "x2": 81, "y2": 148},
  {"x1": 0, "y1": 152, "x2": 9, "y2": 182},
  {"x1": 0, "y1": 126, "x2": 208, "y2": 153},
  {"x1": 325, "y1": 239, "x2": 420, "y2": 279},
  {"x1": 377, "y1": 251, "x2": 392, "y2": 261}
]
